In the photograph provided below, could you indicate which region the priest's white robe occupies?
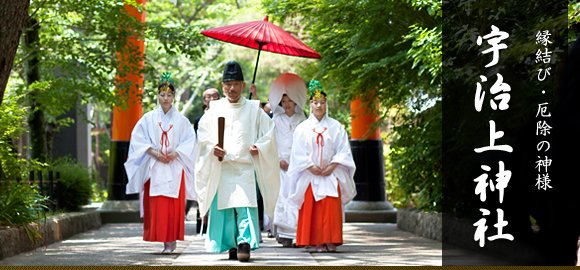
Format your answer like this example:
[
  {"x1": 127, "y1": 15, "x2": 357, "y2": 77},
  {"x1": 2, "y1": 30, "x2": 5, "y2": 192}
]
[
  {"x1": 286, "y1": 115, "x2": 357, "y2": 215},
  {"x1": 195, "y1": 97, "x2": 280, "y2": 218},
  {"x1": 272, "y1": 112, "x2": 307, "y2": 236},
  {"x1": 124, "y1": 105, "x2": 198, "y2": 217}
]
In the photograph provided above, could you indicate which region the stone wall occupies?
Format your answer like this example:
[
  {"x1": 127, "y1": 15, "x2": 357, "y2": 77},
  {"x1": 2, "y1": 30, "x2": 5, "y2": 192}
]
[
  {"x1": 398, "y1": 209, "x2": 565, "y2": 264},
  {"x1": 0, "y1": 211, "x2": 101, "y2": 260},
  {"x1": 397, "y1": 208, "x2": 442, "y2": 242}
]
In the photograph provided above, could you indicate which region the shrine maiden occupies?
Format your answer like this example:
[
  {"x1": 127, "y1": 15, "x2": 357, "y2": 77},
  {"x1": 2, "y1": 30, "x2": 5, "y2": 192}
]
[
  {"x1": 124, "y1": 72, "x2": 197, "y2": 254},
  {"x1": 287, "y1": 80, "x2": 356, "y2": 253}
]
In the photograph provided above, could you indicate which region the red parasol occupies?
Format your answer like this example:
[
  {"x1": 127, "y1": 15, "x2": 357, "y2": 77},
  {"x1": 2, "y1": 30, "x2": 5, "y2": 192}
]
[{"x1": 201, "y1": 16, "x2": 321, "y2": 99}]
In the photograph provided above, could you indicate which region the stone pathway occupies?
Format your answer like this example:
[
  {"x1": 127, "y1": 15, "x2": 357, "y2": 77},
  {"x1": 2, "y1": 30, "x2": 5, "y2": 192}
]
[{"x1": 0, "y1": 221, "x2": 442, "y2": 266}]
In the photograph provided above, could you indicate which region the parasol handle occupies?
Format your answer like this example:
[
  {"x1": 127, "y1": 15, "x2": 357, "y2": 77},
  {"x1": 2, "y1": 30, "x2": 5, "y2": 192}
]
[
  {"x1": 249, "y1": 41, "x2": 268, "y2": 100},
  {"x1": 218, "y1": 117, "x2": 225, "y2": 162}
]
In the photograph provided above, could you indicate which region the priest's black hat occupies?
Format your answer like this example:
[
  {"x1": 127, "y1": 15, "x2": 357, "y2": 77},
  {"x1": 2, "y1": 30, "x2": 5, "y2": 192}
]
[{"x1": 223, "y1": 61, "x2": 244, "y2": 82}]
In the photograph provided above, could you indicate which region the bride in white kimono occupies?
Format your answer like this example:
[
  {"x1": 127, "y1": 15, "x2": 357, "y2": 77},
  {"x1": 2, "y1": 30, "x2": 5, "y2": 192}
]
[
  {"x1": 286, "y1": 80, "x2": 356, "y2": 253},
  {"x1": 124, "y1": 74, "x2": 197, "y2": 254},
  {"x1": 268, "y1": 73, "x2": 307, "y2": 247}
]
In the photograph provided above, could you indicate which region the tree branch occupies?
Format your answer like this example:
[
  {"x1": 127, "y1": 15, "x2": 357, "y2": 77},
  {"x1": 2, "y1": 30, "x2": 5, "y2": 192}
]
[
  {"x1": 186, "y1": 3, "x2": 205, "y2": 25},
  {"x1": 13, "y1": 51, "x2": 35, "y2": 69},
  {"x1": 180, "y1": 59, "x2": 227, "y2": 115},
  {"x1": 28, "y1": 0, "x2": 50, "y2": 21},
  {"x1": 176, "y1": 0, "x2": 188, "y2": 24},
  {"x1": 180, "y1": 72, "x2": 205, "y2": 115}
]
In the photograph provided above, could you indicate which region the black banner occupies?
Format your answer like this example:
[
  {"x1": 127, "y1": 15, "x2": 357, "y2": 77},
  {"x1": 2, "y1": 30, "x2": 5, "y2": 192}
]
[{"x1": 442, "y1": 0, "x2": 577, "y2": 265}]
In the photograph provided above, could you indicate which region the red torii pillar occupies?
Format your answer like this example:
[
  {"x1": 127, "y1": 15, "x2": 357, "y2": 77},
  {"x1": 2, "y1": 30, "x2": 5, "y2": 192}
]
[
  {"x1": 101, "y1": 0, "x2": 145, "y2": 222},
  {"x1": 347, "y1": 96, "x2": 394, "y2": 221}
]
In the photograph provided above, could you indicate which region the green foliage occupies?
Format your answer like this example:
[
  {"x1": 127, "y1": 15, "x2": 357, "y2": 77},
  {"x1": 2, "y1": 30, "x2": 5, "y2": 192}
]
[
  {"x1": 570, "y1": 1, "x2": 580, "y2": 43},
  {"x1": 402, "y1": 24, "x2": 441, "y2": 83},
  {"x1": 0, "y1": 182, "x2": 49, "y2": 248},
  {"x1": 141, "y1": 0, "x2": 316, "y2": 119},
  {"x1": 4, "y1": 0, "x2": 319, "y2": 194},
  {"x1": 12, "y1": 0, "x2": 152, "y2": 112},
  {"x1": 140, "y1": 0, "x2": 213, "y2": 117},
  {"x1": 92, "y1": 179, "x2": 107, "y2": 203},
  {"x1": 50, "y1": 158, "x2": 94, "y2": 212},
  {"x1": 8, "y1": 0, "x2": 209, "y2": 160},
  {"x1": 383, "y1": 140, "x2": 408, "y2": 209},
  {"x1": 262, "y1": 0, "x2": 441, "y2": 107},
  {"x1": 8, "y1": 0, "x2": 155, "y2": 163},
  {"x1": 0, "y1": 93, "x2": 46, "y2": 180},
  {"x1": 262, "y1": 0, "x2": 442, "y2": 211},
  {"x1": 389, "y1": 101, "x2": 442, "y2": 211},
  {"x1": 0, "y1": 92, "x2": 48, "y2": 247},
  {"x1": 91, "y1": 105, "x2": 110, "y2": 201},
  {"x1": 0, "y1": 94, "x2": 30, "y2": 180},
  {"x1": 7, "y1": 0, "x2": 216, "y2": 183}
]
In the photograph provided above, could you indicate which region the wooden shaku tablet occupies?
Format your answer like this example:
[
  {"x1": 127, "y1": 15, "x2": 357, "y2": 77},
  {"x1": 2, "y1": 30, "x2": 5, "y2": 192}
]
[{"x1": 218, "y1": 117, "x2": 225, "y2": 162}]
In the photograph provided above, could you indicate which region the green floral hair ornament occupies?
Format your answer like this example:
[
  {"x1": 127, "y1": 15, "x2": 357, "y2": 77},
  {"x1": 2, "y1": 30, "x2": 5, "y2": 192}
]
[
  {"x1": 308, "y1": 79, "x2": 324, "y2": 100},
  {"x1": 159, "y1": 71, "x2": 174, "y2": 92}
]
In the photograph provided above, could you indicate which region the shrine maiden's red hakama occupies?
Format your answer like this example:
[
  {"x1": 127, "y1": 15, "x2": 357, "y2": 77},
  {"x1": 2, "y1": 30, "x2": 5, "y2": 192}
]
[
  {"x1": 286, "y1": 114, "x2": 357, "y2": 248},
  {"x1": 296, "y1": 184, "x2": 343, "y2": 246},
  {"x1": 143, "y1": 173, "x2": 186, "y2": 242}
]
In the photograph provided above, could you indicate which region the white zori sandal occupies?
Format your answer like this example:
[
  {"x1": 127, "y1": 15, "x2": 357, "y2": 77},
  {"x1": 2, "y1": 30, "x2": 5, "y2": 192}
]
[{"x1": 162, "y1": 242, "x2": 176, "y2": 254}]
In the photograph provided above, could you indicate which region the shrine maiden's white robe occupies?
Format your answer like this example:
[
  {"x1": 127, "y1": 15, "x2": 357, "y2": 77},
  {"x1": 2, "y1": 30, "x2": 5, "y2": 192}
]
[
  {"x1": 195, "y1": 97, "x2": 280, "y2": 218},
  {"x1": 272, "y1": 112, "x2": 307, "y2": 234},
  {"x1": 124, "y1": 105, "x2": 198, "y2": 216},
  {"x1": 286, "y1": 115, "x2": 357, "y2": 216}
]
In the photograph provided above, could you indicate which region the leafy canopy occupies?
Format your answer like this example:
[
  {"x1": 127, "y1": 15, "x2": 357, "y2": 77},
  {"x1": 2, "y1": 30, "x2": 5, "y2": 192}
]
[{"x1": 262, "y1": 0, "x2": 442, "y2": 211}]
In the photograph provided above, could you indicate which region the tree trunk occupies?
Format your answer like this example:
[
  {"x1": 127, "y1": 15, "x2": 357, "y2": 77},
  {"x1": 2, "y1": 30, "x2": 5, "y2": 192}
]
[
  {"x1": 95, "y1": 111, "x2": 100, "y2": 168},
  {"x1": 25, "y1": 17, "x2": 48, "y2": 162},
  {"x1": 45, "y1": 122, "x2": 55, "y2": 161},
  {"x1": 0, "y1": 0, "x2": 30, "y2": 105}
]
